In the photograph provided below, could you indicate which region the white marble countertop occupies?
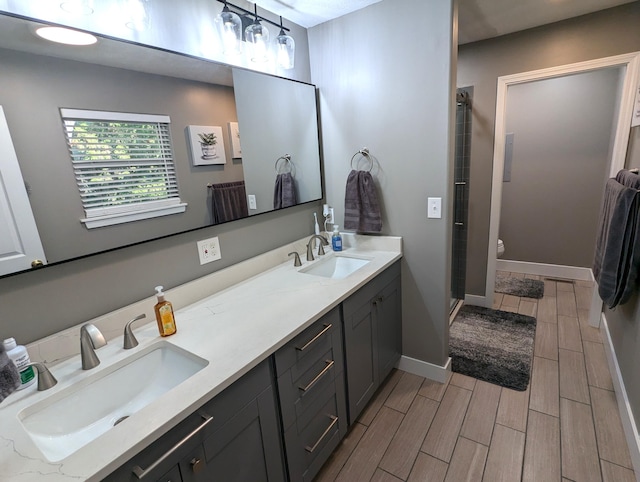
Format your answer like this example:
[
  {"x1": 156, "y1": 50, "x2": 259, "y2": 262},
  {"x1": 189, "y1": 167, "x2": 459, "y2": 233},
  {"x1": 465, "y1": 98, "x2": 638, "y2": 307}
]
[{"x1": 0, "y1": 234, "x2": 402, "y2": 481}]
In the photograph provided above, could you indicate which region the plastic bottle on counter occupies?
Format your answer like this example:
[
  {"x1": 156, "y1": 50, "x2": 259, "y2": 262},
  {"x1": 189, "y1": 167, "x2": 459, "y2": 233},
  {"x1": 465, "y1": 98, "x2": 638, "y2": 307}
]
[
  {"x1": 3, "y1": 338, "x2": 35, "y2": 390},
  {"x1": 332, "y1": 225, "x2": 343, "y2": 252},
  {"x1": 154, "y1": 286, "x2": 177, "y2": 337}
]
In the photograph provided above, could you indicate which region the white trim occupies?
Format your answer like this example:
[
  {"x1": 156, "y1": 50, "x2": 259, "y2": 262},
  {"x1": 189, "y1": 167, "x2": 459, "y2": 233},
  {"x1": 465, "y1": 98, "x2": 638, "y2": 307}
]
[
  {"x1": 600, "y1": 313, "x2": 640, "y2": 477},
  {"x1": 495, "y1": 259, "x2": 593, "y2": 281},
  {"x1": 464, "y1": 294, "x2": 489, "y2": 308},
  {"x1": 81, "y1": 202, "x2": 187, "y2": 228},
  {"x1": 60, "y1": 108, "x2": 170, "y2": 124},
  {"x1": 397, "y1": 355, "x2": 451, "y2": 383},
  {"x1": 486, "y1": 52, "x2": 640, "y2": 307}
]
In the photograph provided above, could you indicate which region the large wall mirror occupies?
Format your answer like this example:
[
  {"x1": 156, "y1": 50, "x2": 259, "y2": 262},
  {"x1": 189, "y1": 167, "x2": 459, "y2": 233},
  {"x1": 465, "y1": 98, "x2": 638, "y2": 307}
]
[{"x1": 0, "y1": 14, "x2": 322, "y2": 278}]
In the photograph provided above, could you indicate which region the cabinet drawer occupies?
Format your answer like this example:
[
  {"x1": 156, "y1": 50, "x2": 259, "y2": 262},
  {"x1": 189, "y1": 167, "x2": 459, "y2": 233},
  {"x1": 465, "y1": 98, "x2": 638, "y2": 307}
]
[
  {"x1": 278, "y1": 350, "x2": 342, "y2": 430},
  {"x1": 274, "y1": 307, "x2": 341, "y2": 377},
  {"x1": 283, "y1": 379, "x2": 348, "y2": 482}
]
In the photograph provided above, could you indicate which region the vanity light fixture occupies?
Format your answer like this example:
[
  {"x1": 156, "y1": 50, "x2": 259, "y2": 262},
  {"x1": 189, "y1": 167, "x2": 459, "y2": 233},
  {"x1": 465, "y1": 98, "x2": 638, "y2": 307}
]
[
  {"x1": 214, "y1": 1, "x2": 295, "y2": 66},
  {"x1": 35, "y1": 26, "x2": 98, "y2": 46},
  {"x1": 245, "y1": 4, "x2": 269, "y2": 62},
  {"x1": 60, "y1": 0, "x2": 94, "y2": 16},
  {"x1": 215, "y1": 1, "x2": 243, "y2": 55},
  {"x1": 124, "y1": 0, "x2": 151, "y2": 31},
  {"x1": 275, "y1": 16, "x2": 295, "y2": 70}
]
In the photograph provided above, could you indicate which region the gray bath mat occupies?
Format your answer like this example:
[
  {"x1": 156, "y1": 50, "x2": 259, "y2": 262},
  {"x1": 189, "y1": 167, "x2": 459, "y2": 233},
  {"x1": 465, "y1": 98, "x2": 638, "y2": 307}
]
[
  {"x1": 495, "y1": 273, "x2": 544, "y2": 299},
  {"x1": 450, "y1": 305, "x2": 536, "y2": 391}
]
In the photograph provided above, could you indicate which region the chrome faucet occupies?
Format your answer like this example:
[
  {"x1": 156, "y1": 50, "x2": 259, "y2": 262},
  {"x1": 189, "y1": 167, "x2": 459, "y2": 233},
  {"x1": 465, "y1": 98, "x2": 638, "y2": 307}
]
[
  {"x1": 306, "y1": 234, "x2": 329, "y2": 261},
  {"x1": 27, "y1": 362, "x2": 58, "y2": 391},
  {"x1": 123, "y1": 313, "x2": 147, "y2": 349},
  {"x1": 80, "y1": 323, "x2": 107, "y2": 370}
]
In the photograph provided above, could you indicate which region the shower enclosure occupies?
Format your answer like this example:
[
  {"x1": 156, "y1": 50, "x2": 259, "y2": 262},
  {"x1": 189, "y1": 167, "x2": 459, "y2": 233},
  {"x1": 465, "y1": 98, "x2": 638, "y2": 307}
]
[{"x1": 451, "y1": 87, "x2": 472, "y2": 311}]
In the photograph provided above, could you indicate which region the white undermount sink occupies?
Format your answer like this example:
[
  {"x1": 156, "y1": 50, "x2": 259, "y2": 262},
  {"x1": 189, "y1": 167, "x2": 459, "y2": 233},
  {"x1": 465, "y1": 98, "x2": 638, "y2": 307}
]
[
  {"x1": 300, "y1": 254, "x2": 371, "y2": 279},
  {"x1": 18, "y1": 341, "x2": 208, "y2": 462}
]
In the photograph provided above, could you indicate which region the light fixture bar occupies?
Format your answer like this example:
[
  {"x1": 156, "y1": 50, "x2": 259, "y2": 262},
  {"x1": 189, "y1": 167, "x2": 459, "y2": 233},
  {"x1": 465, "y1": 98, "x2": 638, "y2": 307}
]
[{"x1": 215, "y1": 0, "x2": 290, "y2": 32}]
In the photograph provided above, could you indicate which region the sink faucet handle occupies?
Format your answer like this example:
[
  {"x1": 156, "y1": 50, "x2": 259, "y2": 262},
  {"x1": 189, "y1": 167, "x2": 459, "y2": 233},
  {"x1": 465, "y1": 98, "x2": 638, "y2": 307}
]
[
  {"x1": 288, "y1": 252, "x2": 302, "y2": 267},
  {"x1": 124, "y1": 313, "x2": 147, "y2": 350},
  {"x1": 28, "y1": 362, "x2": 58, "y2": 391},
  {"x1": 80, "y1": 323, "x2": 107, "y2": 370}
]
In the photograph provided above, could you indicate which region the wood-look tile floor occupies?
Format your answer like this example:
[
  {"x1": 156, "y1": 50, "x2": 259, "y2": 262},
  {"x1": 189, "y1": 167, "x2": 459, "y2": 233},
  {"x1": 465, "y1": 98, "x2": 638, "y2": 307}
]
[{"x1": 315, "y1": 272, "x2": 636, "y2": 482}]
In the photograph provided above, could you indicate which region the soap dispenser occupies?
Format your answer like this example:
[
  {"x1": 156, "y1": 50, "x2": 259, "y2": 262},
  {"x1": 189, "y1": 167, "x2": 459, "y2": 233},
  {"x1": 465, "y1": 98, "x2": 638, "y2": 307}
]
[
  {"x1": 332, "y1": 225, "x2": 342, "y2": 252},
  {"x1": 154, "y1": 286, "x2": 177, "y2": 337}
]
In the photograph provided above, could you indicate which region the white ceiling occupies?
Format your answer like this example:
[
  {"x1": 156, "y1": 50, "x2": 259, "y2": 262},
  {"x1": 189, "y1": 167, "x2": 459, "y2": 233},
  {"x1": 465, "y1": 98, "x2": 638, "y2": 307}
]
[{"x1": 257, "y1": 0, "x2": 636, "y2": 44}]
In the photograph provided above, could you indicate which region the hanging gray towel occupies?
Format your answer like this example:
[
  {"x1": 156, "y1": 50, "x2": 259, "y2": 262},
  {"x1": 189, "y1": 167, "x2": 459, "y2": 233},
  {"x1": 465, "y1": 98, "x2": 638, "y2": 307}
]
[
  {"x1": 274, "y1": 172, "x2": 297, "y2": 209},
  {"x1": 0, "y1": 343, "x2": 20, "y2": 403},
  {"x1": 593, "y1": 171, "x2": 640, "y2": 308},
  {"x1": 209, "y1": 181, "x2": 249, "y2": 224},
  {"x1": 344, "y1": 169, "x2": 382, "y2": 233}
]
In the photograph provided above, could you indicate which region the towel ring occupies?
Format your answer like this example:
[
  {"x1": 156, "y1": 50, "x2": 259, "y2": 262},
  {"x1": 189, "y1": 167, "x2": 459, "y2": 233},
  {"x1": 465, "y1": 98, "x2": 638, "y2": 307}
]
[
  {"x1": 275, "y1": 154, "x2": 294, "y2": 174},
  {"x1": 350, "y1": 148, "x2": 373, "y2": 172}
]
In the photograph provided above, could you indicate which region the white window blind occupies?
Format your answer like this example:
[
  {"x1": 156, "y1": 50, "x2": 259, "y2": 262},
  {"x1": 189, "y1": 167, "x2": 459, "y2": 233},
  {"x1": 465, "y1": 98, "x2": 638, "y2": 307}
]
[{"x1": 60, "y1": 109, "x2": 186, "y2": 228}]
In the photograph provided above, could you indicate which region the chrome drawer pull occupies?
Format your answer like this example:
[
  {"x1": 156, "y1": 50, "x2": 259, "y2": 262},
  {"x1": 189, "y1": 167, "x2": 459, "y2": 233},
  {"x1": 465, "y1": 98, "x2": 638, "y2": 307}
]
[
  {"x1": 299, "y1": 360, "x2": 335, "y2": 392},
  {"x1": 305, "y1": 415, "x2": 338, "y2": 453},
  {"x1": 295, "y1": 323, "x2": 332, "y2": 351},
  {"x1": 132, "y1": 412, "x2": 213, "y2": 480}
]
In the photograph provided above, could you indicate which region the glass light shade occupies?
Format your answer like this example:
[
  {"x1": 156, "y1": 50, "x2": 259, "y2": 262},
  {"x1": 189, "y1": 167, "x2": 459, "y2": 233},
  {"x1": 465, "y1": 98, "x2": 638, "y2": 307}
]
[
  {"x1": 245, "y1": 21, "x2": 270, "y2": 62},
  {"x1": 275, "y1": 30, "x2": 295, "y2": 69},
  {"x1": 60, "y1": 0, "x2": 94, "y2": 15},
  {"x1": 215, "y1": 6, "x2": 242, "y2": 55},
  {"x1": 124, "y1": 0, "x2": 151, "y2": 31}
]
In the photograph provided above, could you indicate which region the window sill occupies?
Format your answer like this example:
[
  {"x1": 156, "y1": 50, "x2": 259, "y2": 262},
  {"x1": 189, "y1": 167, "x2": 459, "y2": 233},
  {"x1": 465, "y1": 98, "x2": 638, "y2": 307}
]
[{"x1": 81, "y1": 203, "x2": 187, "y2": 229}]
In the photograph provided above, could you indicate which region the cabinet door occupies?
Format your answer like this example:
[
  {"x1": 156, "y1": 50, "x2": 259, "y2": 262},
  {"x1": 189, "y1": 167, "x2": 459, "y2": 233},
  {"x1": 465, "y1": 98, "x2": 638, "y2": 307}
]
[
  {"x1": 376, "y1": 275, "x2": 402, "y2": 382},
  {"x1": 198, "y1": 385, "x2": 285, "y2": 482},
  {"x1": 342, "y1": 298, "x2": 378, "y2": 424}
]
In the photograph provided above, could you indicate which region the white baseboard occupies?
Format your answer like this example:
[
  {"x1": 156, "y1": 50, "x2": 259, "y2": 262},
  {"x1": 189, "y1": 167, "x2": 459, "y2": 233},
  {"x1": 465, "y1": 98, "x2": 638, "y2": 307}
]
[
  {"x1": 397, "y1": 355, "x2": 451, "y2": 383},
  {"x1": 496, "y1": 259, "x2": 593, "y2": 281},
  {"x1": 600, "y1": 313, "x2": 640, "y2": 477},
  {"x1": 464, "y1": 294, "x2": 489, "y2": 308}
]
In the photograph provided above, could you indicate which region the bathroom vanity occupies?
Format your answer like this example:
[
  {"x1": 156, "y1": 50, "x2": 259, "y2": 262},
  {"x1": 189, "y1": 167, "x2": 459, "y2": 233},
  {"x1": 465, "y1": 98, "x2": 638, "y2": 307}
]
[{"x1": 0, "y1": 234, "x2": 402, "y2": 481}]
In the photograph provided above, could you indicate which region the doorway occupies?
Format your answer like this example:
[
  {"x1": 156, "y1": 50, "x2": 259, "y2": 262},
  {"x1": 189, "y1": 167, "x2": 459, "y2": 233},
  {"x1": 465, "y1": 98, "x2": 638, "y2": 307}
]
[{"x1": 485, "y1": 53, "x2": 640, "y2": 311}]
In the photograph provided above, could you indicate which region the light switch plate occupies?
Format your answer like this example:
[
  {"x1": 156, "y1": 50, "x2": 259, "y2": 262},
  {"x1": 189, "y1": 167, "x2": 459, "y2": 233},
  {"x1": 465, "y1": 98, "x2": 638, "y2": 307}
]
[
  {"x1": 248, "y1": 194, "x2": 257, "y2": 210},
  {"x1": 197, "y1": 236, "x2": 221, "y2": 265},
  {"x1": 428, "y1": 197, "x2": 442, "y2": 219}
]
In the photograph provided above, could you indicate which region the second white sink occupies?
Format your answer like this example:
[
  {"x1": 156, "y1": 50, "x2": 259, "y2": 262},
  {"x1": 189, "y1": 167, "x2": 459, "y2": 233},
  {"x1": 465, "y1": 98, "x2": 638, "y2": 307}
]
[
  {"x1": 18, "y1": 341, "x2": 208, "y2": 462},
  {"x1": 300, "y1": 254, "x2": 370, "y2": 279}
]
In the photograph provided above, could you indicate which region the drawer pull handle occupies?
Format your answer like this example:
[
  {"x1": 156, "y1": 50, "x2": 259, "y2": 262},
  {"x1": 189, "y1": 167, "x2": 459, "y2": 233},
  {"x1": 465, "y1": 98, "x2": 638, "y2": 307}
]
[
  {"x1": 132, "y1": 412, "x2": 213, "y2": 479},
  {"x1": 299, "y1": 360, "x2": 335, "y2": 392},
  {"x1": 305, "y1": 415, "x2": 338, "y2": 453},
  {"x1": 296, "y1": 323, "x2": 332, "y2": 351}
]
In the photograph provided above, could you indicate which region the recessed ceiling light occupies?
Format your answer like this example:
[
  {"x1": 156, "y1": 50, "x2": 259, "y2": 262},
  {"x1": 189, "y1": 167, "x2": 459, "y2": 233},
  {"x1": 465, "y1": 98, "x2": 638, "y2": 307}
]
[{"x1": 35, "y1": 26, "x2": 98, "y2": 46}]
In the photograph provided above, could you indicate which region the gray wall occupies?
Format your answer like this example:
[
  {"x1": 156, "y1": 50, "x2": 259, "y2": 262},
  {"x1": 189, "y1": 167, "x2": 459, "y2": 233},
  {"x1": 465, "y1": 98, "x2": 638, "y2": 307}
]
[
  {"x1": 0, "y1": 1, "x2": 320, "y2": 345},
  {"x1": 309, "y1": 0, "x2": 456, "y2": 366},
  {"x1": 500, "y1": 68, "x2": 621, "y2": 266},
  {"x1": 606, "y1": 124, "x2": 640, "y2": 441},
  {"x1": 458, "y1": 2, "x2": 640, "y2": 295},
  {"x1": 1, "y1": 47, "x2": 242, "y2": 264}
]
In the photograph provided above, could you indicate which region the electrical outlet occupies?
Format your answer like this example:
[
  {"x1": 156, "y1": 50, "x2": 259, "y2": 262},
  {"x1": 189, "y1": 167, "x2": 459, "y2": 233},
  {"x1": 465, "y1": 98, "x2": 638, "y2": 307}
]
[
  {"x1": 197, "y1": 236, "x2": 221, "y2": 265},
  {"x1": 325, "y1": 207, "x2": 334, "y2": 224}
]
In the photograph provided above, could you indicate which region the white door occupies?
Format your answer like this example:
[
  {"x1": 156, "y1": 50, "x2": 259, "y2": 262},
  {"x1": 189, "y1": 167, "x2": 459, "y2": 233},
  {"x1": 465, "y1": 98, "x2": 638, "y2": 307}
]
[{"x1": 0, "y1": 105, "x2": 46, "y2": 275}]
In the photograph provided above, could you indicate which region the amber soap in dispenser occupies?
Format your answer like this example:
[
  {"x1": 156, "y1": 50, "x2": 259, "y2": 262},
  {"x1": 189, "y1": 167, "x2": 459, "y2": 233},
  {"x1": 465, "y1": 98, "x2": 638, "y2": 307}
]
[{"x1": 154, "y1": 286, "x2": 177, "y2": 336}]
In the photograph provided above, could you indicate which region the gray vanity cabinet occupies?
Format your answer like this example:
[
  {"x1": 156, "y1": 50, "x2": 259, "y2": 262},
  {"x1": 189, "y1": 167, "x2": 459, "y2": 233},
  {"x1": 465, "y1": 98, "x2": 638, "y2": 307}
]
[
  {"x1": 104, "y1": 359, "x2": 285, "y2": 482},
  {"x1": 342, "y1": 261, "x2": 402, "y2": 424},
  {"x1": 274, "y1": 307, "x2": 348, "y2": 482}
]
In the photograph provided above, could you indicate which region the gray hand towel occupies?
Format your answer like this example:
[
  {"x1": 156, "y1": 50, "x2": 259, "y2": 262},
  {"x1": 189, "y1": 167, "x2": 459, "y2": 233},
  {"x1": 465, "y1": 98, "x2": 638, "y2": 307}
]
[
  {"x1": 593, "y1": 175, "x2": 640, "y2": 308},
  {"x1": 344, "y1": 170, "x2": 382, "y2": 233},
  {"x1": 0, "y1": 343, "x2": 20, "y2": 403},
  {"x1": 274, "y1": 172, "x2": 297, "y2": 209}
]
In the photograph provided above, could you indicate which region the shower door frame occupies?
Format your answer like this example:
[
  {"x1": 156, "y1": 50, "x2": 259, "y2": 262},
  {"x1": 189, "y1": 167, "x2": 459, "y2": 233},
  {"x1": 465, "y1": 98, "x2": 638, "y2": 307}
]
[{"x1": 485, "y1": 52, "x2": 640, "y2": 322}]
